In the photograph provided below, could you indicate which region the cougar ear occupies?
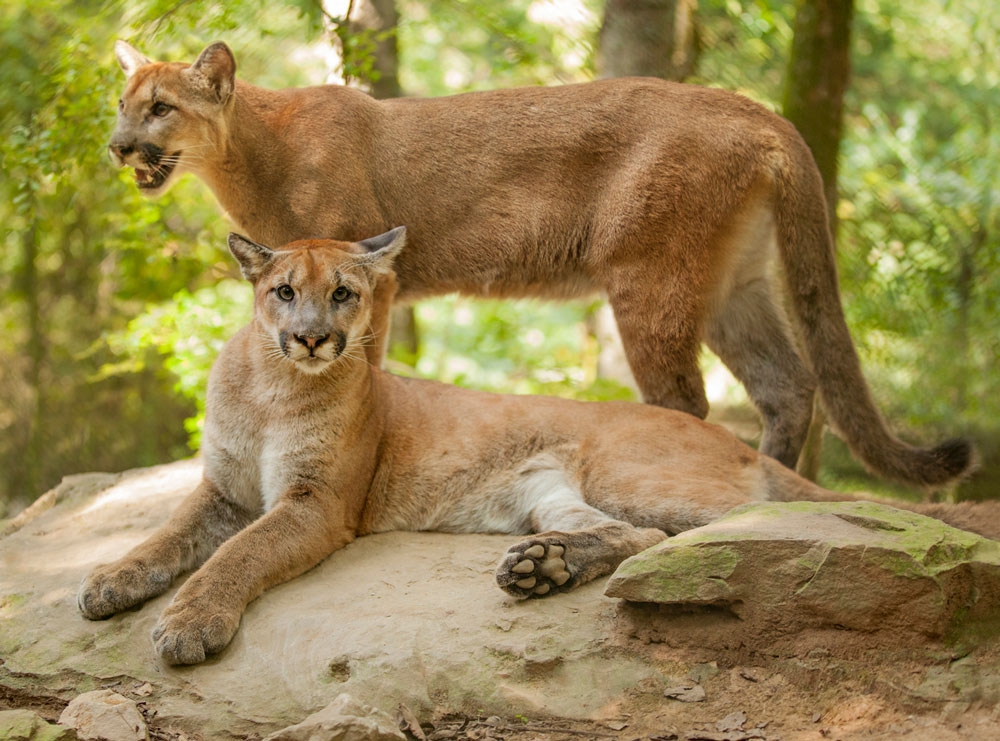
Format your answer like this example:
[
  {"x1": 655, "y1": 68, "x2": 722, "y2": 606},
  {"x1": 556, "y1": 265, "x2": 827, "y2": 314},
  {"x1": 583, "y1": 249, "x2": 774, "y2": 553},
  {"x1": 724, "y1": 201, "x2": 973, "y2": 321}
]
[
  {"x1": 356, "y1": 227, "x2": 406, "y2": 274},
  {"x1": 115, "y1": 40, "x2": 152, "y2": 78},
  {"x1": 187, "y1": 42, "x2": 236, "y2": 104},
  {"x1": 228, "y1": 233, "x2": 275, "y2": 282}
]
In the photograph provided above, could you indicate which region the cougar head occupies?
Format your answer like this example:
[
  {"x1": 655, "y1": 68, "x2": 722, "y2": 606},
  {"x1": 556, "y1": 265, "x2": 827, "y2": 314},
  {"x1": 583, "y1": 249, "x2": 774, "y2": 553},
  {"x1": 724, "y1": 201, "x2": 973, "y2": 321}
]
[
  {"x1": 109, "y1": 40, "x2": 235, "y2": 194},
  {"x1": 227, "y1": 227, "x2": 406, "y2": 375}
]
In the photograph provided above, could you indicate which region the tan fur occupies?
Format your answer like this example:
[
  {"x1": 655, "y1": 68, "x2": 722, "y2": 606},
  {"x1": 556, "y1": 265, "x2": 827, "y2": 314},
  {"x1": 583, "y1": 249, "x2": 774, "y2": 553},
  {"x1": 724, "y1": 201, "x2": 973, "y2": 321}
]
[
  {"x1": 107, "y1": 41, "x2": 973, "y2": 487},
  {"x1": 77, "y1": 232, "x2": 996, "y2": 665}
]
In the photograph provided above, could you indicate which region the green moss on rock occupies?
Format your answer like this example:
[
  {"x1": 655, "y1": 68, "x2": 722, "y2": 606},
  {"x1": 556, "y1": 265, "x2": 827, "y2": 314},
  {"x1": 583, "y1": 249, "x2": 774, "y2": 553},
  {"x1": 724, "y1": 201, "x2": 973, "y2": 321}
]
[
  {"x1": 605, "y1": 501, "x2": 1000, "y2": 638},
  {"x1": 0, "y1": 710, "x2": 75, "y2": 741},
  {"x1": 606, "y1": 545, "x2": 739, "y2": 602}
]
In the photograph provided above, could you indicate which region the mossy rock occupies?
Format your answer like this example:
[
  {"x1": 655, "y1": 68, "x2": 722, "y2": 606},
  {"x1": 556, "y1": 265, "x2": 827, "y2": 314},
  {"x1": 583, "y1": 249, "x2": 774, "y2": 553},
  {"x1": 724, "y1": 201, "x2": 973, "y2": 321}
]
[
  {"x1": 605, "y1": 501, "x2": 1000, "y2": 638},
  {"x1": 0, "y1": 710, "x2": 76, "y2": 741}
]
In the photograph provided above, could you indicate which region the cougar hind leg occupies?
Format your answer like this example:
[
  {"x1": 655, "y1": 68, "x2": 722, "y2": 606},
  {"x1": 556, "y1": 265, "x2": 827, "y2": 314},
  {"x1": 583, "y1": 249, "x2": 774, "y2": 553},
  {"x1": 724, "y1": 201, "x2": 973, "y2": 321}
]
[
  {"x1": 495, "y1": 466, "x2": 666, "y2": 599},
  {"x1": 705, "y1": 274, "x2": 817, "y2": 469}
]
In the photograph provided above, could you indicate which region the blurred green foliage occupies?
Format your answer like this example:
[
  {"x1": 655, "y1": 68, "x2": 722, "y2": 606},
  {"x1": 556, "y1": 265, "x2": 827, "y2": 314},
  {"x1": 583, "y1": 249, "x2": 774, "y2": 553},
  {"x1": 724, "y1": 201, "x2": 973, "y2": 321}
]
[
  {"x1": 841, "y1": 0, "x2": 999, "y2": 432},
  {"x1": 398, "y1": 0, "x2": 601, "y2": 94},
  {"x1": 698, "y1": 0, "x2": 1000, "y2": 499},
  {"x1": 403, "y1": 296, "x2": 634, "y2": 401},
  {"x1": 1, "y1": 0, "x2": 997, "y2": 516},
  {"x1": 0, "y1": 0, "x2": 322, "y2": 514},
  {"x1": 99, "y1": 279, "x2": 252, "y2": 448}
]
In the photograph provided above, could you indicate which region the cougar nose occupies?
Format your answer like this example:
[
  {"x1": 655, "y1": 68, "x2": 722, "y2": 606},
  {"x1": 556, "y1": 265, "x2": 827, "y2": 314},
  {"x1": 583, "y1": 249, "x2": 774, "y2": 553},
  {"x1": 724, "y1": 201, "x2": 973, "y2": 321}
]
[
  {"x1": 294, "y1": 334, "x2": 329, "y2": 351},
  {"x1": 108, "y1": 142, "x2": 134, "y2": 165}
]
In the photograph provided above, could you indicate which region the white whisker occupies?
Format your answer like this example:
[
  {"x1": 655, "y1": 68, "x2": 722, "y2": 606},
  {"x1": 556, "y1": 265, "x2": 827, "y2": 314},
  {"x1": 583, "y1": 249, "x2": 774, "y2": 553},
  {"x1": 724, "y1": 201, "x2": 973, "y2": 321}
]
[{"x1": 253, "y1": 328, "x2": 288, "y2": 364}]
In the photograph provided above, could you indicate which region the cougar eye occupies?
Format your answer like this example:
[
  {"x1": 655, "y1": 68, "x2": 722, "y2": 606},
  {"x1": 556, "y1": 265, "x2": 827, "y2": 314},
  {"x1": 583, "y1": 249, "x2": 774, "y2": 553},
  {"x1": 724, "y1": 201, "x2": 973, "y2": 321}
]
[
  {"x1": 275, "y1": 285, "x2": 295, "y2": 302},
  {"x1": 151, "y1": 101, "x2": 173, "y2": 117},
  {"x1": 332, "y1": 286, "x2": 351, "y2": 303},
  {"x1": 117, "y1": 99, "x2": 124, "y2": 113}
]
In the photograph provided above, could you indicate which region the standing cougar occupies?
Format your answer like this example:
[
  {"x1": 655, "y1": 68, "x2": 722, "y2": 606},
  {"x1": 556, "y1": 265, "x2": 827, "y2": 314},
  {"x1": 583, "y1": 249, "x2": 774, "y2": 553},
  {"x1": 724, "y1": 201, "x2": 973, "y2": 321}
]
[{"x1": 107, "y1": 40, "x2": 973, "y2": 487}]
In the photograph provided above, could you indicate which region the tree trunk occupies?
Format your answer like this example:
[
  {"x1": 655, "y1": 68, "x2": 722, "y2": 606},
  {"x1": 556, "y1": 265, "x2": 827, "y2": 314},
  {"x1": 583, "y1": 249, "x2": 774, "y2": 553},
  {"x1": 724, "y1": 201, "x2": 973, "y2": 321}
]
[
  {"x1": 597, "y1": 0, "x2": 697, "y2": 80},
  {"x1": 346, "y1": 0, "x2": 402, "y2": 99},
  {"x1": 783, "y1": 0, "x2": 854, "y2": 236},
  {"x1": 782, "y1": 0, "x2": 855, "y2": 480}
]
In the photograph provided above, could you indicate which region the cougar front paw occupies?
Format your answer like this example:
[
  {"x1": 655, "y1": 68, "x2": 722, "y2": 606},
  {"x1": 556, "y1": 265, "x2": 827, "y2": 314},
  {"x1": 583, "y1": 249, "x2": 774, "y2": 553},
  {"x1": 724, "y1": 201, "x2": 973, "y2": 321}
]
[
  {"x1": 496, "y1": 539, "x2": 573, "y2": 599},
  {"x1": 78, "y1": 560, "x2": 172, "y2": 620},
  {"x1": 152, "y1": 599, "x2": 241, "y2": 666}
]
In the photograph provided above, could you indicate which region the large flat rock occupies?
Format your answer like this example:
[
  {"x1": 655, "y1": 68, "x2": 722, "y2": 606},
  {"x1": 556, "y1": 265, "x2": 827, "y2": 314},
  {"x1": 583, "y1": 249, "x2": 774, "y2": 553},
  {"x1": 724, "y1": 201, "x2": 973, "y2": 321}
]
[
  {"x1": 0, "y1": 461, "x2": 656, "y2": 738},
  {"x1": 4, "y1": 462, "x2": 1000, "y2": 740},
  {"x1": 605, "y1": 500, "x2": 1000, "y2": 638}
]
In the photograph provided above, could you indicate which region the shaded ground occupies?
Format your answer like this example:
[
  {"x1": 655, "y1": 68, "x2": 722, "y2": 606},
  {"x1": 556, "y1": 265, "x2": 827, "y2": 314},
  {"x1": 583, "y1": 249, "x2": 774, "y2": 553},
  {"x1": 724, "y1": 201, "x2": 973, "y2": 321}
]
[{"x1": 5, "y1": 628, "x2": 999, "y2": 740}]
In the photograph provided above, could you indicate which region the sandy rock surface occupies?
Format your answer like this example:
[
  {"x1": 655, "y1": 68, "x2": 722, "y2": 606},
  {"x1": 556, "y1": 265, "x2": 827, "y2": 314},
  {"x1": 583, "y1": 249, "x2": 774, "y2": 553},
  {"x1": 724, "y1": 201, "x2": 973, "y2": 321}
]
[{"x1": 2, "y1": 459, "x2": 1000, "y2": 740}]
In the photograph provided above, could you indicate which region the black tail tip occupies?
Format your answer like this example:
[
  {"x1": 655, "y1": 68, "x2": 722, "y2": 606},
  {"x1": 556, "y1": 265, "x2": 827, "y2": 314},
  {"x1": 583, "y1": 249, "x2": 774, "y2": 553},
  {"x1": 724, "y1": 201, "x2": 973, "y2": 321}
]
[{"x1": 926, "y1": 437, "x2": 977, "y2": 485}]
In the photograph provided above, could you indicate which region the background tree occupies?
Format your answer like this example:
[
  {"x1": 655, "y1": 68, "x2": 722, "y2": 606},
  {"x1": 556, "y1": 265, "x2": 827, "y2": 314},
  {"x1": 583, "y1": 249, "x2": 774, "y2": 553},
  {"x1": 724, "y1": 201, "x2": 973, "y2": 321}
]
[
  {"x1": 345, "y1": 0, "x2": 403, "y2": 98},
  {"x1": 597, "y1": 0, "x2": 696, "y2": 80}
]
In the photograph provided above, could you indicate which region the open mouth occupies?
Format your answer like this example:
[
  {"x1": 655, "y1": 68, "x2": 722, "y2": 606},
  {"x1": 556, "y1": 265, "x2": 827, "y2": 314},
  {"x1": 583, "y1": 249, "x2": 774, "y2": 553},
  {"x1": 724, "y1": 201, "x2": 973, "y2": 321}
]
[{"x1": 133, "y1": 152, "x2": 180, "y2": 189}]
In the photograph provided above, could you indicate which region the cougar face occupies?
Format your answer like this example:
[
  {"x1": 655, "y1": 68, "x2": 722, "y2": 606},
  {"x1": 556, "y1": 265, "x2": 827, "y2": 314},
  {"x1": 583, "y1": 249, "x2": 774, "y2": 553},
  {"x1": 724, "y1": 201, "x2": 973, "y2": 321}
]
[
  {"x1": 109, "y1": 41, "x2": 235, "y2": 195},
  {"x1": 227, "y1": 229, "x2": 407, "y2": 376}
]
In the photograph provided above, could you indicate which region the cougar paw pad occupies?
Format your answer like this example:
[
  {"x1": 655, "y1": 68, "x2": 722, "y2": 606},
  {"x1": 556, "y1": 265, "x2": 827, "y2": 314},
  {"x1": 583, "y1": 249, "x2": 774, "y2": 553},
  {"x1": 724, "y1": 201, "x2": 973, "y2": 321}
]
[{"x1": 496, "y1": 540, "x2": 572, "y2": 599}]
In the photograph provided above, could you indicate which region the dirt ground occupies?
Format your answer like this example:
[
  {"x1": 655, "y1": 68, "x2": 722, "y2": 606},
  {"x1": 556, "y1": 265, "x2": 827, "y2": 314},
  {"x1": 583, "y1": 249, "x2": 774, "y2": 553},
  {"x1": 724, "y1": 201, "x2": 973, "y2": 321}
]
[
  {"x1": 8, "y1": 601, "x2": 998, "y2": 741},
  {"x1": 385, "y1": 617, "x2": 1000, "y2": 741}
]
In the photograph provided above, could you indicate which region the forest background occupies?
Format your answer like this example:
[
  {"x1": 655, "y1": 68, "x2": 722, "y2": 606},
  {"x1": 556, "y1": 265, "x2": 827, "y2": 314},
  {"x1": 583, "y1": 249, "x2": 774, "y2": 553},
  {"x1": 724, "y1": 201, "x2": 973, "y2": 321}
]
[{"x1": 1, "y1": 0, "x2": 997, "y2": 517}]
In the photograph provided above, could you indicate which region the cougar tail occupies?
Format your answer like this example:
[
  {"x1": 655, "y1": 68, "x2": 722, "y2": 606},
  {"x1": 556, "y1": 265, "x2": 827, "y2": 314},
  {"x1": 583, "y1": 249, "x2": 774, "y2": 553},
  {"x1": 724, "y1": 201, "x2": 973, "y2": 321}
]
[{"x1": 768, "y1": 129, "x2": 975, "y2": 488}]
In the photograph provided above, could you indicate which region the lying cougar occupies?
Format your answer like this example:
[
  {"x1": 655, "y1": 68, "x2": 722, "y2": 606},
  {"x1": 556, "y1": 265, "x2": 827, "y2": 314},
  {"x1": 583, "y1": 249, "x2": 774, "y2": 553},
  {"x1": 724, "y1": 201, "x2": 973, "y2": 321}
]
[
  {"x1": 78, "y1": 228, "x2": 990, "y2": 665},
  {"x1": 106, "y1": 40, "x2": 973, "y2": 488}
]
